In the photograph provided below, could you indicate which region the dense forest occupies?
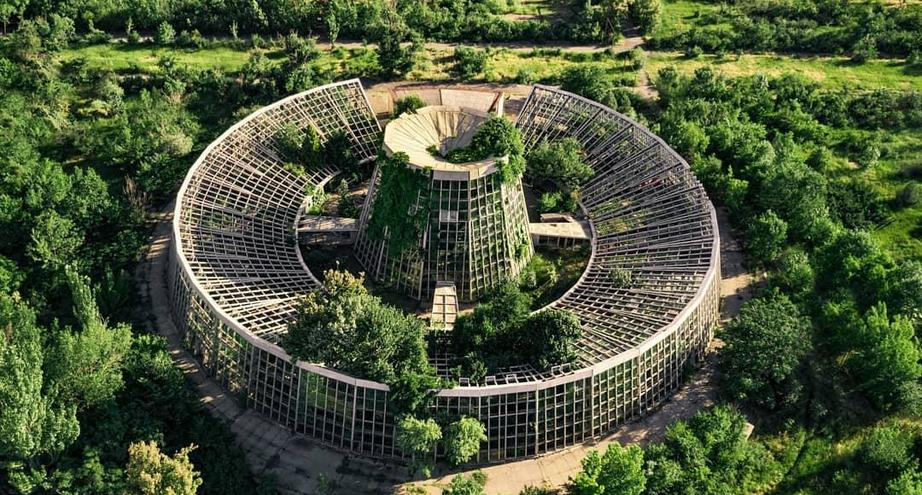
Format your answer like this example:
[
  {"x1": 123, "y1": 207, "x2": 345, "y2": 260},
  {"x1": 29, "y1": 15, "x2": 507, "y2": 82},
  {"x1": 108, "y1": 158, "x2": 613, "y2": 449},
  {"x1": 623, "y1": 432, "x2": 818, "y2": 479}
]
[{"x1": 0, "y1": 0, "x2": 921, "y2": 494}]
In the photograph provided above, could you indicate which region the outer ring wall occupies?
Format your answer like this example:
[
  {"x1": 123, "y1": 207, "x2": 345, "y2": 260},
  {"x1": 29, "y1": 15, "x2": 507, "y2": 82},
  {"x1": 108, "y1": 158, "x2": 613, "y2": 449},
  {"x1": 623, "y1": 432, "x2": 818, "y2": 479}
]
[{"x1": 168, "y1": 80, "x2": 720, "y2": 463}]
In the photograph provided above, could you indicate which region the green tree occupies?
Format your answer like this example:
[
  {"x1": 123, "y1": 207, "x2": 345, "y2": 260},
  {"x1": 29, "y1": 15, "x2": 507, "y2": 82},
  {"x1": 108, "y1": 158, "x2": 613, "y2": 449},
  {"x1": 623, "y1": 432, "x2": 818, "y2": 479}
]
[
  {"x1": 852, "y1": 303, "x2": 922, "y2": 411},
  {"x1": 394, "y1": 95, "x2": 425, "y2": 117},
  {"x1": 457, "y1": 116, "x2": 526, "y2": 182},
  {"x1": 322, "y1": 130, "x2": 358, "y2": 178},
  {"x1": 0, "y1": 293, "x2": 79, "y2": 463},
  {"x1": 526, "y1": 138, "x2": 594, "y2": 193},
  {"x1": 860, "y1": 425, "x2": 914, "y2": 477},
  {"x1": 816, "y1": 230, "x2": 893, "y2": 310},
  {"x1": 644, "y1": 405, "x2": 776, "y2": 495},
  {"x1": 452, "y1": 46, "x2": 489, "y2": 80},
  {"x1": 770, "y1": 248, "x2": 815, "y2": 301},
  {"x1": 570, "y1": 443, "x2": 645, "y2": 495},
  {"x1": 452, "y1": 282, "x2": 532, "y2": 358},
  {"x1": 155, "y1": 22, "x2": 176, "y2": 45},
  {"x1": 376, "y1": 17, "x2": 418, "y2": 79},
  {"x1": 516, "y1": 309, "x2": 583, "y2": 370},
  {"x1": 629, "y1": 0, "x2": 661, "y2": 35},
  {"x1": 443, "y1": 417, "x2": 487, "y2": 466},
  {"x1": 0, "y1": 0, "x2": 28, "y2": 34},
  {"x1": 560, "y1": 65, "x2": 616, "y2": 107},
  {"x1": 396, "y1": 415, "x2": 441, "y2": 477},
  {"x1": 284, "y1": 270, "x2": 437, "y2": 413},
  {"x1": 887, "y1": 469, "x2": 922, "y2": 495},
  {"x1": 44, "y1": 269, "x2": 132, "y2": 409},
  {"x1": 888, "y1": 261, "x2": 922, "y2": 323},
  {"x1": 745, "y1": 210, "x2": 788, "y2": 264},
  {"x1": 758, "y1": 159, "x2": 828, "y2": 244},
  {"x1": 126, "y1": 441, "x2": 202, "y2": 495},
  {"x1": 721, "y1": 293, "x2": 811, "y2": 411}
]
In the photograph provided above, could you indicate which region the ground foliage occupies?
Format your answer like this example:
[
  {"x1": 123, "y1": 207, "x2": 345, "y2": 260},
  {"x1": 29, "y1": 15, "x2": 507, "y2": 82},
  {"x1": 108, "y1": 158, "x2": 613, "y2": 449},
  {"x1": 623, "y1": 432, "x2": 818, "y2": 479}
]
[
  {"x1": 0, "y1": 22, "x2": 277, "y2": 495},
  {"x1": 651, "y1": 0, "x2": 922, "y2": 61},
  {"x1": 649, "y1": 64, "x2": 922, "y2": 494},
  {"x1": 451, "y1": 282, "x2": 582, "y2": 381}
]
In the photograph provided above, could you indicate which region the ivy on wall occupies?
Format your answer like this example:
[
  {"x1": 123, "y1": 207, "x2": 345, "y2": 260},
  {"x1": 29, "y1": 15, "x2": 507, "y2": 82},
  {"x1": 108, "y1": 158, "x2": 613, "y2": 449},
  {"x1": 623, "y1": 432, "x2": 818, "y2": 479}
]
[{"x1": 366, "y1": 152, "x2": 431, "y2": 255}]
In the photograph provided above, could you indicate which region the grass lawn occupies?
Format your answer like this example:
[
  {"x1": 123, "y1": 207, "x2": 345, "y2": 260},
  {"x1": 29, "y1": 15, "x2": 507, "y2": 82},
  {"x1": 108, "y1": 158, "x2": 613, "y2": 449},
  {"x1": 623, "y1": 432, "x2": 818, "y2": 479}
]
[
  {"x1": 411, "y1": 47, "x2": 638, "y2": 84},
  {"x1": 647, "y1": 51, "x2": 922, "y2": 91},
  {"x1": 863, "y1": 129, "x2": 922, "y2": 261},
  {"x1": 60, "y1": 42, "x2": 259, "y2": 73},
  {"x1": 655, "y1": 0, "x2": 726, "y2": 40},
  {"x1": 497, "y1": 0, "x2": 563, "y2": 16}
]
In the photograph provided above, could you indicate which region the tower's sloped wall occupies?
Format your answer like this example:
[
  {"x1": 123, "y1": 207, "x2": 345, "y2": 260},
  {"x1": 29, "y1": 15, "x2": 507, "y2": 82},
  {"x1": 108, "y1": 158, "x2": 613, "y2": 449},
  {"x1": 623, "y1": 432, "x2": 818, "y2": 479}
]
[{"x1": 354, "y1": 106, "x2": 532, "y2": 302}]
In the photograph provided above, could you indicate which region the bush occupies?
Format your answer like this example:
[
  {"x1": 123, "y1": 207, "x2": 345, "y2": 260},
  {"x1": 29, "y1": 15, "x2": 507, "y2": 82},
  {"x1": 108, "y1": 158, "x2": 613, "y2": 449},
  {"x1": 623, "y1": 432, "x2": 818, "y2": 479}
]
[
  {"x1": 895, "y1": 182, "x2": 921, "y2": 208},
  {"x1": 685, "y1": 45, "x2": 704, "y2": 58},
  {"x1": 887, "y1": 469, "x2": 922, "y2": 495},
  {"x1": 827, "y1": 179, "x2": 889, "y2": 230},
  {"x1": 453, "y1": 46, "x2": 489, "y2": 80},
  {"x1": 443, "y1": 471, "x2": 487, "y2": 495},
  {"x1": 851, "y1": 36, "x2": 878, "y2": 63},
  {"x1": 537, "y1": 191, "x2": 562, "y2": 213},
  {"x1": 394, "y1": 95, "x2": 425, "y2": 117},
  {"x1": 858, "y1": 142, "x2": 881, "y2": 168},
  {"x1": 745, "y1": 210, "x2": 788, "y2": 264},
  {"x1": 155, "y1": 22, "x2": 175, "y2": 45},
  {"x1": 860, "y1": 425, "x2": 914, "y2": 477},
  {"x1": 514, "y1": 67, "x2": 536, "y2": 85},
  {"x1": 177, "y1": 29, "x2": 206, "y2": 49}
]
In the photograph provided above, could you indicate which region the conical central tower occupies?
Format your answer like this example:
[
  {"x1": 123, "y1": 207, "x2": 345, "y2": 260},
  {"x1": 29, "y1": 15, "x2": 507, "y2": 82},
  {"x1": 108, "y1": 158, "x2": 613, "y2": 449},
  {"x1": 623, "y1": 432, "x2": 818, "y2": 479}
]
[{"x1": 354, "y1": 105, "x2": 532, "y2": 302}]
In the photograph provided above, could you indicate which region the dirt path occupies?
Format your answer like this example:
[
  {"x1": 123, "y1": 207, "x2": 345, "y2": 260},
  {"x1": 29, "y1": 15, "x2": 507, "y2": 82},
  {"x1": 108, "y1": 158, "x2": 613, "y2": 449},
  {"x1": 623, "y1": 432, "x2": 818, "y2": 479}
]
[{"x1": 619, "y1": 24, "x2": 658, "y2": 103}]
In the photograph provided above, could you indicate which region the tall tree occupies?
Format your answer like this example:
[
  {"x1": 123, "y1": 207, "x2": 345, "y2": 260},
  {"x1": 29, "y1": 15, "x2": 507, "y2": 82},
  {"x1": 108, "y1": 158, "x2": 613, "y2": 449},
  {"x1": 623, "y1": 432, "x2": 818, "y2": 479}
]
[
  {"x1": 443, "y1": 417, "x2": 487, "y2": 466},
  {"x1": 126, "y1": 441, "x2": 202, "y2": 495},
  {"x1": 0, "y1": 292, "x2": 79, "y2": 464},
  {"x1": 396, "y1": 416, "x2": 441, "y2": 477},
  {"x1": 852, "y1": 303, "x2": 922, "y2": 411},
  {"x1": 721, "y1": 292, "x2": 811, "y2": 412},
  {"x1": 44, "y1": 269, "x2": 132, "y2": 410}
]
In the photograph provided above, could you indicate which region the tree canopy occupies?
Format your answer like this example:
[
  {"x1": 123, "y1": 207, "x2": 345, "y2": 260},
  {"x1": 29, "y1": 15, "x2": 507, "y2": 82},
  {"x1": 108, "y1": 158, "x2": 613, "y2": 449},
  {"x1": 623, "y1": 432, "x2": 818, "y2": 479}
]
[
  {"x1": 721, "y1": 292, "x2": 812, "y2": 412},
  {"x1": 284, "y1": 270, "x2": 439, "y2": 414}
]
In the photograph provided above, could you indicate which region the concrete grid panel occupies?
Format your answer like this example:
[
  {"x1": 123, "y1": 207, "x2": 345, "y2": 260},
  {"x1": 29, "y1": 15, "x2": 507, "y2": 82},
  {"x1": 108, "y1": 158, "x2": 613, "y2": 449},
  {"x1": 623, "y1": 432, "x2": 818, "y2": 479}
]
[{"x1": 168, "y1": 81, "x2": 721, "y2": 463}]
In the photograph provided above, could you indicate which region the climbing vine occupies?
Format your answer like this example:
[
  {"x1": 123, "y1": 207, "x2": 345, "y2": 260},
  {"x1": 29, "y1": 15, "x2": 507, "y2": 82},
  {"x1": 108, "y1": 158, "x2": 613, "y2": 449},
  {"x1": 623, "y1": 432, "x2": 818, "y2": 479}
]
[{"x1": 366, "y1": 152, "x2": 431, "y2": 255}]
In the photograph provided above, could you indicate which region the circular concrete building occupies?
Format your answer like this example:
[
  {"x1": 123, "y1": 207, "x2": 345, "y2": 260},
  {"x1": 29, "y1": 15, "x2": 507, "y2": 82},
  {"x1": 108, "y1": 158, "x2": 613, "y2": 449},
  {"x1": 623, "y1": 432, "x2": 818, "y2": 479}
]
[
  {"x1": 354, "y1": 106, "x2": 532, "y2": 302},
  {"x1": 168, "y1": 80, "x2": 720, "y2": 464}
]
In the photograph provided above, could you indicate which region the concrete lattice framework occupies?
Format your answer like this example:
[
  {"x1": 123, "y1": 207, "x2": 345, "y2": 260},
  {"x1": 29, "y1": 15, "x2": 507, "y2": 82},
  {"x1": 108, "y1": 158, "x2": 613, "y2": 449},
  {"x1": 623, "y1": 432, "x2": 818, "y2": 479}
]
[
  {"x1": 354, "y1": 106, "x2": 533, "y2": 301},
  {"x1": 168, "y1": 80, "x2": 720, "y2": 464}
]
